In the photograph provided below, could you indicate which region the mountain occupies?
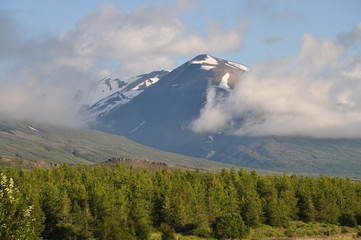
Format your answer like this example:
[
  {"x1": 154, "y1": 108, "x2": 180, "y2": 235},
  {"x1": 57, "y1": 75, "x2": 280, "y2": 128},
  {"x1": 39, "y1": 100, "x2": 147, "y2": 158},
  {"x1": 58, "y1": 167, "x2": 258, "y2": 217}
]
[
  {"x1": 85, "y1": 70, "x2": 169, "y2": 119},
  {"x1": 87, "y1": 54, "x2": 361, "y2": 177},
  {"x1": 93, "y1": 54, "x2": 249, "y2": 155},
  {"x1": 0, "y1": 120, "x2": 234, "y2": 171}
]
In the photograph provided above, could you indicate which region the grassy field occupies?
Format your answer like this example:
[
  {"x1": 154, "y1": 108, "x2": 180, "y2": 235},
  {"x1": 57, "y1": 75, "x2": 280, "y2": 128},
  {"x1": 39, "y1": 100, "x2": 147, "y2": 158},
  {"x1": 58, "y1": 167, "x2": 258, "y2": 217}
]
[
  {"x1": 148, "y1": 222, "x2": 361, "y2": 239},
  {"x1": 249, "y1": 222, "x2": 359, "y2": 239}
]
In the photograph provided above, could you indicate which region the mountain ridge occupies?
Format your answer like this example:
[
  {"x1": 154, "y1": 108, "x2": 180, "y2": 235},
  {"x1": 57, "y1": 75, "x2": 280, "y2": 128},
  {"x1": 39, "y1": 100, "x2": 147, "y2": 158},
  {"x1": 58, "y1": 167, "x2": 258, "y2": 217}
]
[
  {"x1": 85, "y1": 70, "x2": 169, "y2": 119},
  {"x1": 87, "y1": 54, "x2": 361, "y2": 177}
]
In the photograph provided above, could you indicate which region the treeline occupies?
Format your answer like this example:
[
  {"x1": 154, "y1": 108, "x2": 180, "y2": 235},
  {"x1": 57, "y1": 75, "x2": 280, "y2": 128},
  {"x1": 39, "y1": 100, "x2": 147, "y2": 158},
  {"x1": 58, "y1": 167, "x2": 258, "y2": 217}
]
[{"x1": 1, "y1": 164, "x2": 361, "y2": 239}]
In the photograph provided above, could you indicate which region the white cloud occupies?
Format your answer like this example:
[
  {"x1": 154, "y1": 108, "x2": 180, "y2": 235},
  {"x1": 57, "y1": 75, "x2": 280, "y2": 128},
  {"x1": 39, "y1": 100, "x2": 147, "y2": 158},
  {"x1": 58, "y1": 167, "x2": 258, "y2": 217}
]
[
  {"x1": 190, "y1": 87, "x2": 232, "y2": 133},
  {"x1": 297, "y1": 33, "x2": 344, "y2": 70},
  {"x1": 0, "y1": 2, "x2": 245, "y2": 126},
  {"x1": 62, "y1": 2, "x2": 245, "y2": 76},
  {"x1": 191, "y1": 25, "x2": 361, "y2": 138}
]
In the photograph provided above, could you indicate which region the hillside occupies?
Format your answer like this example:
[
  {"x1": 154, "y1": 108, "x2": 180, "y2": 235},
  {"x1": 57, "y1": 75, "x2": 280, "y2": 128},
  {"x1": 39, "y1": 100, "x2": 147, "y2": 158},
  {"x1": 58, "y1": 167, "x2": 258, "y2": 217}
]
[{"x1": 0, "y1": 120, "x2": 233, "y2": 171}]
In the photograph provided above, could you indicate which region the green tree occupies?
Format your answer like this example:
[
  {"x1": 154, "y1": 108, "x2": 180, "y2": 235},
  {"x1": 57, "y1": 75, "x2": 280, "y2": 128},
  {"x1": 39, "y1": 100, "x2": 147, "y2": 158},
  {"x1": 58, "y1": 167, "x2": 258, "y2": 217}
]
[
  {"x1": 40, "y1": 182, "x2": 63, "y2": 239},
  {"x1": 237, "y1": 170, "x2": 263, "y2": 227},
  {"x1": 129, "y1": 169, "x2": 153, "y2": 240},
  {"x1": 296, "y1": 177, "x2": 316, "y2": 222},
  {"x1": 314, "y1": 176, "x2": 341, "y2": 224},
  {"x1": 258, "y1": 177, "x2": 281, "y2": 226}
]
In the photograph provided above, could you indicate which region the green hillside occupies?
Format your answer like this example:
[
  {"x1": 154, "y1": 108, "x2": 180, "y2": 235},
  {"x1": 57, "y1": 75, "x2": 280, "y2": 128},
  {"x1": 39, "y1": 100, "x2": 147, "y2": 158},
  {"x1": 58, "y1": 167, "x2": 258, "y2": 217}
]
[
  {"x1": 213, "y1": 136, "x2": 361, "y2": 178},
  {"x1": 0, "y1": 120, "x2": 233, "y2": 171},
  {"x1": 1, "y1": 120, "x2": 361, "y2": 178}
]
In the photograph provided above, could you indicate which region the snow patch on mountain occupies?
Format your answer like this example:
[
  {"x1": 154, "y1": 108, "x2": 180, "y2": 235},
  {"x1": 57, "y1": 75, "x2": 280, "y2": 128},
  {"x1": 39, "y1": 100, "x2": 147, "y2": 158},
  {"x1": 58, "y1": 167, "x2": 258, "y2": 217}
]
[
  {"x1": 206, "y1": 150, "x2": 216, "y2": 158},
  {"x1": 129, "y1": 121, "x2": 146, "y2": 134},
  {"x1": 131, "y1": 77, "x2": 160, "y2": 90},
  {"x1": 87, "y1": 77, "x2": 132, "y2": 106},
  {"x1": 219, "y1": 73, "x2": 231, "y2": 91},
  {"x1": 208, "y1": 135, "x2": 214, "y2": 142},
  {"x1": 85, "y1": 71, "x2": 169, "y2": 119},
  {"x1": 88, "y1": 90, "x2": 142, "y2": 118},
  {"x1": 191, "y1": 54, "x2": 218, "y2": 65},
  {"x1": 201, "y1": 65, "x2": 216, "y2": 71},
  {"x1": 226, "y1": 61, "x2": 249, "y2": 71},
  {"x1": 27, "y1": 124, "x2": 39, "y2": 132}
]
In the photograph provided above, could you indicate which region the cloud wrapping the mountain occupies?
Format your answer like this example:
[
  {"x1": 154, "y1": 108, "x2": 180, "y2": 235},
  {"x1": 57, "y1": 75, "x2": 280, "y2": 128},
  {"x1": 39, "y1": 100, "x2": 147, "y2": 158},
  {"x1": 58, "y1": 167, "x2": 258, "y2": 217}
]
[
  {"x1": 0, "y1": 2, "x2": 244, "y2": 126},
  {"x1": 61, "y1": 2, "x2": 244, "y2": 76},
  {"x1": 192, "y1": 28, "x2": 361, "y2": 138}
]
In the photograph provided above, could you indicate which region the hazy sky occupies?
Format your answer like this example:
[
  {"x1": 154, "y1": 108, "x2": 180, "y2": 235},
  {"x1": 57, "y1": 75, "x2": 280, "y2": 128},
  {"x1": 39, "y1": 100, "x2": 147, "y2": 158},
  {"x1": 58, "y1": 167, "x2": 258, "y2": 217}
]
[{"x1": 0, "y1": 0, "x2": 361, "y2": 136}]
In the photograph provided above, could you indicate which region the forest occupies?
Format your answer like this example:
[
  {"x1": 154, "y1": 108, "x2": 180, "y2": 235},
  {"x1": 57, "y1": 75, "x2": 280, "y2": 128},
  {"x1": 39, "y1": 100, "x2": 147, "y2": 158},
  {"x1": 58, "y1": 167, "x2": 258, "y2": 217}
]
[{"x1": 0, "y1": 163, "x2": 361, "y2": 240}]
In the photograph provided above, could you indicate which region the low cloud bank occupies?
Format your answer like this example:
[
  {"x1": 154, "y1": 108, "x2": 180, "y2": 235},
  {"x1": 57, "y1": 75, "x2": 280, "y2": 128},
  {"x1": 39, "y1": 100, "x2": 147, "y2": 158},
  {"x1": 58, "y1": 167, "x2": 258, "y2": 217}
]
[{"x1": 191, "y1": 24, "x2": 361, "y2": 138}]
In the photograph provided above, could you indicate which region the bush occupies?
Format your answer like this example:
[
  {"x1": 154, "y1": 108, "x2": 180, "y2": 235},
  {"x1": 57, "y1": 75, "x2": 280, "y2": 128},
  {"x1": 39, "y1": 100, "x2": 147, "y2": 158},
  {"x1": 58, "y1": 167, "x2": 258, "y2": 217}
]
[
  {"x1": 339, "y1": 213, "x2": 357, "y2": 227},
  {"x1": 135, "y1": 219, "x2": 151, "y2": 240},
  {"x1": 181, "y1": 223, "x2": 197, "y2": 235},
  {"x1": 284, "y1": 229, "x2": 295, "y2": 238},
  {"x1": 341, "y1": 227, "x2": 353, "y2": 234},
  {"x1": 190, "y1": 227, "x2": 212, "y2": 238},
  {"x1": 212, "y1": 213, "x2": 250, "y2": 239},
  {"x1": 160, "y1": 223, "x2": 176, "y2": 240},
  {"x1": 355, "y1": 214, "x2": 361, "y2": 226},
  {"x1": 0, "y1": 173, "x2": 38, "y2": 240}
]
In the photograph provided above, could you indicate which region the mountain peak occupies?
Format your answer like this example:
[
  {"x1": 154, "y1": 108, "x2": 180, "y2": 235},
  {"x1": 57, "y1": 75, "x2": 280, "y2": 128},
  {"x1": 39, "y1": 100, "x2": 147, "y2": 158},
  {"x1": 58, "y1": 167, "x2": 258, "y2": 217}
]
[
  {"x1": 189, "y1": 54, "x2": 249, "y2": 72},
  {"x1": 190, "y1": 54, "x2": 219, "y2": 65},
  {"x1": 84, "y1": 54, "x2": 249, "y2": 121}
]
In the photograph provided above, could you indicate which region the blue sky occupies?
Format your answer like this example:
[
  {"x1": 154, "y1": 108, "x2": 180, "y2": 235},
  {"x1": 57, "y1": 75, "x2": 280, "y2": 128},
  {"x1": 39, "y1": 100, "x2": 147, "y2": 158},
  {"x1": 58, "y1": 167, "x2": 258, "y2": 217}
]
[
  {"x1": 1, "y1": 0, "x2": 361, "y2": 135},
  {"x1": 2, "y1": 0, "x2": 360, "y2": 67}
]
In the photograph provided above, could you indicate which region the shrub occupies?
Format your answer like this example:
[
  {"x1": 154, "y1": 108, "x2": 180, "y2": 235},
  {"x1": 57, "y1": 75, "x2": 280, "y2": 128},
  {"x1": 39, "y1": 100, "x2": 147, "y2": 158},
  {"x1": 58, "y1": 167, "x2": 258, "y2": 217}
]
[
  {"x1": 341, "y1": 227, "x2": 352, "y2": 234},
  {"x1": 355, "y1": 214, "x2": 361, "y2": 225},
  {"x1": 284, "y1": 229, "x2": 295, "y2": 238},
  {"x1": 191, "y1": 227, "x2": 212, "y2": 238},
  {"x1": 0, "y1": 173, "x2": 38, "y2": 239},
  {"x1": 339, "y1": 213, "x2": 357, "y2": 227},
  {"x1": 160, "y1": 223, "x2": 176, "y2": 240},
  {"x1": 212, "y1": 213, "x2": 250, "y2": 239}
]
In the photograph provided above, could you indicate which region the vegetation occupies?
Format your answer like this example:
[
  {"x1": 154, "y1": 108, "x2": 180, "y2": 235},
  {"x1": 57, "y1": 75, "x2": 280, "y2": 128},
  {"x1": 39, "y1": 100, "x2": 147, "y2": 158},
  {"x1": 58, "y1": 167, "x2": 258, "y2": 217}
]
[
  {"x1": 0, "y1": 120, "x2": 232, "y2": 170},
  {"x1": 0, "y1": 164, "x2": 360, "y2": 239},
  {"x1": 2, "y1": 121, "x2": 361, "y2": 178},
  {"x1": 212, "y1": 213, "x2": 249, "y2": 239},
  {"x1": 0, "y1": 173, "x2": 38, "y2": 239}
]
